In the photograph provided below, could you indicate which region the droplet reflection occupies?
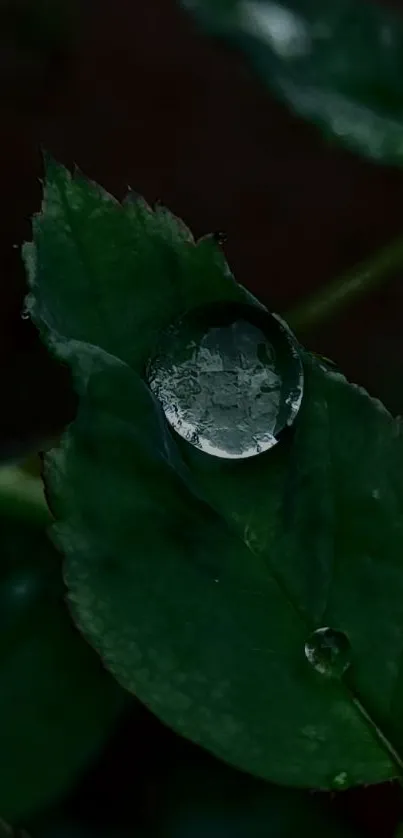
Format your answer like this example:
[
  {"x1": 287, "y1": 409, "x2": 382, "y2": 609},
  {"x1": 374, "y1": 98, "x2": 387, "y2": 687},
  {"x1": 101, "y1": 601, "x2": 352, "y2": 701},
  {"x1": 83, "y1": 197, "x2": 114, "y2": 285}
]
[
  {"x1": 332, "y1": 771, "x2": 349, "y2": 789},
  {"x1": 305, "y1": 627, "x2": 351, "y2": 679},
  {"x1": 146, "y1": 302, "x2": 303, "y2": 459}
]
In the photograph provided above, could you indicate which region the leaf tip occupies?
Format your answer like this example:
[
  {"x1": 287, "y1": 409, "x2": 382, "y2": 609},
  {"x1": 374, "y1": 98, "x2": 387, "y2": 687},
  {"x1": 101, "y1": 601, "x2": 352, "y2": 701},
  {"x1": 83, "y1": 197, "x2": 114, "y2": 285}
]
[
  {"x1": 123, "y1": 187, "x2": 150, "y2": 210},
  {"x1": 41, "y1": 148, "x2": 70, "y2": 183}
]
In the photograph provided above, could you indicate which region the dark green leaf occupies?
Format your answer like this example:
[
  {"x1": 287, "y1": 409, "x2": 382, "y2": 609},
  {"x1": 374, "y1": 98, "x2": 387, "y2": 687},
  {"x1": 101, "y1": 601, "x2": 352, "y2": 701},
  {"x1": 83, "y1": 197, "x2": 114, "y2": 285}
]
[
  {"x1": 24, "y1": 161, "x2": 403, "y2": 789},
  {"x1": 0, "y1": 503, "x2": 128, "y2": 822},
  {"x1": 42, "y1": 342, "x2": 403, "y2": 790},
  {"x1": 23, "y1": 157, "x2": 261, "y2": 373},
  {"x1": 179, "y1": 0, "x2": 403, "y2": 166}
]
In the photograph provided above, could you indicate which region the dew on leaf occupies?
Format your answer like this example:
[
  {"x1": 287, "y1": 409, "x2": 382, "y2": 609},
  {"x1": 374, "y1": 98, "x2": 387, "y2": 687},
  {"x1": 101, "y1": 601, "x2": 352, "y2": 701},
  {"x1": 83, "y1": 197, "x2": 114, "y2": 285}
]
[
  {"x1": 304, "y1": 627, "x2": 351, "y2": 679},
  {"x1": 332, "y1": 771, "x2": 349, "y2": 789},
  {"x1": 146, "y1": 302, "x2": 303, "y2": 459}
]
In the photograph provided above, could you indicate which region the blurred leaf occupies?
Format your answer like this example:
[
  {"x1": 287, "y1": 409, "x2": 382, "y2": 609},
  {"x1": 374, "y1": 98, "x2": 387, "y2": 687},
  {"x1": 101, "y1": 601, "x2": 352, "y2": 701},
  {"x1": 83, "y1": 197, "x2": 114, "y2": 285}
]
[
  {"x1": 27, "y1": 743, "x2": 362, "y2": 838},
  {"x1": 0, "y1": 464, "x2": 50, "y2": 527},
  {"x1": 19, "y1": 454, "x2": 44, "y2": 478},
  {"x1": 0, "y1": 505, "x2": 128, "y2": 823},
  {"x1": 24, "y1": 160, "x2": 403, "y2": 790},
  {"x1": 180, "y1": 0, "x2": 403, "y2": 166},
  {"x1": 151, "y1": 739, "x2": 362, "y2": 837},
  {"x1": 0, "y1": 820, "x2": 29, "y2": 838}
]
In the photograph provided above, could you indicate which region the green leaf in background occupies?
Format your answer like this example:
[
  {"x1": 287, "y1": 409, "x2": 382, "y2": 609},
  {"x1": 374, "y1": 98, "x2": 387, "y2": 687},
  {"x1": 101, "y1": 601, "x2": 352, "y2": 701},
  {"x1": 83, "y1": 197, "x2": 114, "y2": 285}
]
[
  {"x1": 23, "y1": 160, "x2": 403, "y2": 790},
  {"x1": 0, "y1": 820, "x2": 29, "y2": 838},
  {"x1": 0, "y1": 501, "x2": 128, "y2": 823},
  {"x1": 179, "y1": 0, "x2": 403, "y2": 167},
  {"x1": 27, "y1": 739, "x2": 362, "y2": 838},
  {"x1": 151, "y1": 744, "x2": 362, "y2": 837}
]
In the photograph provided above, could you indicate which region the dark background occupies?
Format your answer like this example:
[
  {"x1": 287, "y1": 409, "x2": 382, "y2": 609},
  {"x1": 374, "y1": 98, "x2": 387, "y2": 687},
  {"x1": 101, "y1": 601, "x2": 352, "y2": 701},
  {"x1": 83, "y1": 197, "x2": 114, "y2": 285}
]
[{"x1": 2, "y1": 1, "x2": 403, "y2": 836}]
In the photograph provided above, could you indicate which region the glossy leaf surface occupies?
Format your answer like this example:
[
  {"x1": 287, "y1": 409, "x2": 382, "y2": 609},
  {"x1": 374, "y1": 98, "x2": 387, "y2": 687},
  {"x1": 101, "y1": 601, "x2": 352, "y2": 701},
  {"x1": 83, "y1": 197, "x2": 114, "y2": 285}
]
[
  {"x1": 43, "y1": 343, "x2": 403, "y2": 789},
  {"x1": 180, "y1": 0, "x2": 403, "y2": 166},
  {"x1": 24, "y1": 161, "x2": 403, "y2": 789},
  {"x1": 23, "y1": 157, "x2": 260, "y2": 372}
]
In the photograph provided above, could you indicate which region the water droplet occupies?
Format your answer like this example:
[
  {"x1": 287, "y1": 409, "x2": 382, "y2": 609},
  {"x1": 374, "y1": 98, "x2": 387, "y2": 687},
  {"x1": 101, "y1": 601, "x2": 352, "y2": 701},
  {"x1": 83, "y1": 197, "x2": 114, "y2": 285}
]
[
  {"x1": 146, "y1": 302, "x2": 303, "y2": 459},
  {"x1": 21, "y1": 302, "x2": 30, "y2": 321},
  {"x1": 332, "y1": 771, "x2": 349, "y2": 789},
  {"x1": 304, "y1": 627, "x2": 351, "y2": 678}
]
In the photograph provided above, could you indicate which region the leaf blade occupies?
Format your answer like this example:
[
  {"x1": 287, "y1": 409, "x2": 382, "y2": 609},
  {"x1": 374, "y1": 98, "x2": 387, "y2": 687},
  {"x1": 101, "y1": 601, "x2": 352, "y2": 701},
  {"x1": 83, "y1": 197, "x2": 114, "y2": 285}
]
[
  {"x1": 23, "y1": 158, "x2": 258, "y2": 374},
  {"x1": 25, "y1": 161, "x2": 403, "y2": 789},
  {"x1": 44, "y1": 341, "x2": 396, "y2": 789}
]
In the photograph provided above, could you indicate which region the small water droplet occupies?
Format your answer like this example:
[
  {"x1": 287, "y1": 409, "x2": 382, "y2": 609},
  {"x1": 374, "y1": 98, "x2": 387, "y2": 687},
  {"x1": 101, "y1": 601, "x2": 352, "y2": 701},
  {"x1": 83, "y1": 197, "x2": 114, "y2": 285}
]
[
  {"x1": 21, "y1": 311, "x2": 29, "y2": 321},
  {"x1": 146, "y1": 302, "x2": 303, "y2": 459},
  {"x1": 332, "y1": 771, "x2": 349, "y2": 789},
  {"x1": 304, "y1": 627, "x2": 351, "y2": 678}
]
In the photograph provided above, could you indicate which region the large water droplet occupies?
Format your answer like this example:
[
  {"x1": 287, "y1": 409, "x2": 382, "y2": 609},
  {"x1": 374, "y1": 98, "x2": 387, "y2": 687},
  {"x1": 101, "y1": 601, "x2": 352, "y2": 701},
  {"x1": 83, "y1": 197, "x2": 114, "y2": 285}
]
[
  {"x1": 304, "y1": 627, "x2": 351, "y2": 678},
  {"x1": 146, "y1": 302, "x2": 303, "y2": 459}
]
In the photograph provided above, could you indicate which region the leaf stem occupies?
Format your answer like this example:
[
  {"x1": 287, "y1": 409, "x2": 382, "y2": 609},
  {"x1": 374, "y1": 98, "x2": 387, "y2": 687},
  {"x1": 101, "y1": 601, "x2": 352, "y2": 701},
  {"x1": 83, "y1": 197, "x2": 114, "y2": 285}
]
[
  {"x1": 351, "y1": 696, "x2": 403, "y2": 778},
  {"x1": 285, "y1": 236, "x2": 403, "y2": 332},
  {"x1": 0, "y1": 464, "x2": 51, "y2": 527}
]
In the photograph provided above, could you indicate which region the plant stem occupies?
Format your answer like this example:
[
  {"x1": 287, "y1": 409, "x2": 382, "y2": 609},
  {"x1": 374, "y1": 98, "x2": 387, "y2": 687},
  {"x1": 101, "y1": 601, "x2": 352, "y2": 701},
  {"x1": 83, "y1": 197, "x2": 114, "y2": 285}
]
[
  {"x1": 285, "y1": 236, "x2": 403, "y2": 332},
  {"x1": 0, "y1": 464, "x2": 51, "y2": 527}
]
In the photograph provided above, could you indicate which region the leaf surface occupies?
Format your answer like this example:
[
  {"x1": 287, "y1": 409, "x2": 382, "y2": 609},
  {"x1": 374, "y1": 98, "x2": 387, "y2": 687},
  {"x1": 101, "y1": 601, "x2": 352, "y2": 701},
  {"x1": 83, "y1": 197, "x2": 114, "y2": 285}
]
[
  {"x1": 24, "y1": 161, "x2": 403, "y2": 789},
  {"x1": 44, "y1": 340, "x2": 401, "y2": 789},
  {"x1": 23, "y1": 158, "x2": 260, "y2": 373}
]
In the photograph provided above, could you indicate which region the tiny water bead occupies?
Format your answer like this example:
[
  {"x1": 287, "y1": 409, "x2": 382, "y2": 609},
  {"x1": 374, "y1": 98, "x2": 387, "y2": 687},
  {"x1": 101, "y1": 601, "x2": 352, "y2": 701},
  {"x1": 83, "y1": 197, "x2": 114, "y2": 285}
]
[
  {"x1": 146, "y1": 302, "x2": 304, "y2": 459},
  {"x1": 332, "y1": 771, "x2": 349, "y2": 790},
  {"x1": 304, "y1": 627, "x2": 351, "y2": 679}
]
